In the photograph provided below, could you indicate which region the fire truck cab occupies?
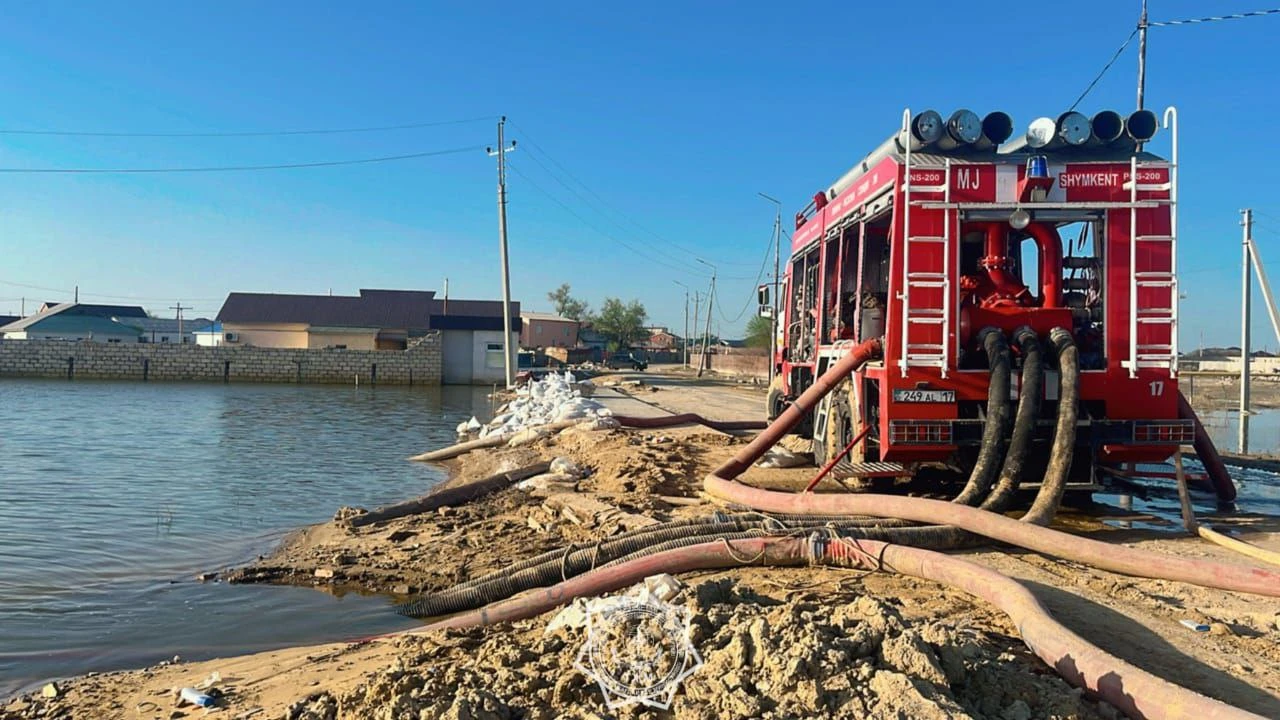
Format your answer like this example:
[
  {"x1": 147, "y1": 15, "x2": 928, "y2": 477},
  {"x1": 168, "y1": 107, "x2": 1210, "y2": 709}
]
[{"x1": 769, "y1": 107, "x2": 1208, "y2": 494}]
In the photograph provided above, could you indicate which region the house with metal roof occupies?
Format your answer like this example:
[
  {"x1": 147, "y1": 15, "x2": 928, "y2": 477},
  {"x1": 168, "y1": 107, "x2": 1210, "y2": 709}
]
[
  {"x1": 215, "y1": 288, "x2": 520, "y2": 384},
  {"x1": 0, "y1": 303, "x2": 146, "y2": 343},
  {"x1": 116, "y1": 316, "x2": 213, "y2": 345},
  {"x1": 36, "y1": 302, "x2": 148, "y2": 318}
]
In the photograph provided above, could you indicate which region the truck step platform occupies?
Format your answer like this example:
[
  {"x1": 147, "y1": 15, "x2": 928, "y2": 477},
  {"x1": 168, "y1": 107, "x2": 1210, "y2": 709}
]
[{"x1": 830, "y1": 461, "x2": 911, "y2": 479}]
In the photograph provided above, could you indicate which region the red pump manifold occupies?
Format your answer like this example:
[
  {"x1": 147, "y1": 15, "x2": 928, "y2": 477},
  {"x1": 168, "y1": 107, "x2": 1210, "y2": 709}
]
[{"x1": 973, "y1": 222, "x2": 1063, "y2": 309}]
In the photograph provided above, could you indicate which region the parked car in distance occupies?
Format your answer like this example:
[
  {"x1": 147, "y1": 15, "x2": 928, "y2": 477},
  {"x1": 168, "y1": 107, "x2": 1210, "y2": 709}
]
[{"x1": 606, "y1": 351, "x2": 648, "y2": 371}]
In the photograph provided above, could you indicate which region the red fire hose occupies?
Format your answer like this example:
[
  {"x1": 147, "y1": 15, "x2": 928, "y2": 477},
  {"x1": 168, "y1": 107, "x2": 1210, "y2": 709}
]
[
  {"x1": 412, "y1": 535, "x2": 1264, "y2": 720},
  {"x1": 703, "y1": 337, "x2": 1280, "y2": 597}
]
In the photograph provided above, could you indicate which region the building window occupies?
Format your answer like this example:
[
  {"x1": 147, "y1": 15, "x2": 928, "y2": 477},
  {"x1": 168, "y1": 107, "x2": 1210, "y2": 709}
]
[
  {"x1": 536, "y1": 326, "x2": 543, "y2": 335},
  {"x1": 161, "y1": 336, "x2": 169, "y2": 343},
  {"x1": 107, "y1": 338, "x2": 121, "y2": 344},
  {"x1": 485, "y1": 342, "x2": 504, "y2": 368},
  {"x1": 182, "y1": 336, "x2": 189, "y2": 344}
]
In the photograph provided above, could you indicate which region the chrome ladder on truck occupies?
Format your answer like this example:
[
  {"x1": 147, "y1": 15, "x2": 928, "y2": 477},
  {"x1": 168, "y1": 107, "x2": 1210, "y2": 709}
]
[
  {"x1": 1123, "y1": 107, "x2": 1179, "y2": 378},
  {"x1": 899, "y1": 108, "x2": 953, "y2": 378}
]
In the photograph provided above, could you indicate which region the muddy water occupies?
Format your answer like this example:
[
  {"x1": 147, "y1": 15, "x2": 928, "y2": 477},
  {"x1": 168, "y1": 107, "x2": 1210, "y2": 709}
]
[{"x1": 0, "y1": 379, "x2": 492, "y2": 696}]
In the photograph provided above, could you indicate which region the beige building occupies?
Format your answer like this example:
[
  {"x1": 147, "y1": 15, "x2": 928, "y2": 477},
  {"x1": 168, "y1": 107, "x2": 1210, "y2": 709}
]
[
  {"x1": 520, "y1": 312, "x2": 579, "y2": 349},
  {"x1": 215, "y1": 288, "x2": 519, "y2": 384}
]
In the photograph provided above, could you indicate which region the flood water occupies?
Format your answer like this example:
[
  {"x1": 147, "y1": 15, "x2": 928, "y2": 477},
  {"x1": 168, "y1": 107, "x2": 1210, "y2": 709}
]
[
  {"x1": 1094, "y1": 408, "x2": 1280, "y2": 527},
  {"x1": 0, "y1": 379, "x2": 494, "y2": 697},
  {"x1": 1200, "y1": 407, "x2": 1280, "y2": 456}
]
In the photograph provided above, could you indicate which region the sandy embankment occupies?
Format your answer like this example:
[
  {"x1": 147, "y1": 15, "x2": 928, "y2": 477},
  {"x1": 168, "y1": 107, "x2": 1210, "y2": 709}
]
[{"x1": 5, "y1": 376, "x2": 1280, "y2": 719}]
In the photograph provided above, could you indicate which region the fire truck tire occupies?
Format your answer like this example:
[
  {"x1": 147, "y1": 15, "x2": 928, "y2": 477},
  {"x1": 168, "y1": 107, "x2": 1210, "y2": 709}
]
[
  {"x1": 816, "y1": 381, "x2": 853, "y2": 469},
  {"x1": 765, "y1": 376, "x2": 787, "y2": 422}
]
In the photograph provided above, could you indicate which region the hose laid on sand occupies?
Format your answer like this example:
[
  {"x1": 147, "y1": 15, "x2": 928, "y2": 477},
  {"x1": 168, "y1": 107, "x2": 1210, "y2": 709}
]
[
  {"x1": 411, "y1": 535, "x2": 1264, "y2": 720},
  {"x1": 426, "y1": 511, "x2": 907, "y2": 595},
  {"x1": 408, "y1": 421, "x2": 580, "y2": 462},
  {"x1": 702, "y1": 337, "x2": 1280, "y2": 598},
  {"x1": 397, "y1": 515, "x2": 909, "y2": 618},
  {"x1": 613, "y1": 413, "x2": 768, "y2": 432},
  {"x1": 409, "y1": 415, "x2": 766, "y2": 462},
  {"x1": 349, "y1": 462, "x2": 552, "y2": 528},
  {"x1": 1198, "y1": 526, "x2": 1280, "y2": 567}
]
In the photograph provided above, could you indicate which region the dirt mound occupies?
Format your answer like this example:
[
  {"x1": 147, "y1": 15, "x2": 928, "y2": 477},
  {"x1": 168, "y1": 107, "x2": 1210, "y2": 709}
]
[{"x1": 277, "y1": 576, "x2": 1103, "y2": 720}]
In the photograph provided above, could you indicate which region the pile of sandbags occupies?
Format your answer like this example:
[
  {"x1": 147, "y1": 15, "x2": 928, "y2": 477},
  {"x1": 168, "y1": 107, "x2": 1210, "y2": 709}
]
[{"x1": 456, "y1": 372, "x2": 611, "y2": 439}]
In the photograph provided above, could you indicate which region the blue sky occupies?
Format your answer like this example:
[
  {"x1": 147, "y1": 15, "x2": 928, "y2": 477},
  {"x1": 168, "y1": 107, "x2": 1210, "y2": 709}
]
[{"x1": 1, "y1": 1, "x2": 1278, "y2": 346}]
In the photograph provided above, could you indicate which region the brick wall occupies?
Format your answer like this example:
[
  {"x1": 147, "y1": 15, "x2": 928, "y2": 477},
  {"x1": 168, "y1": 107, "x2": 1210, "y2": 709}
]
[{"x1": 0, "y1": 334, "x2": 442, "y2": 385}]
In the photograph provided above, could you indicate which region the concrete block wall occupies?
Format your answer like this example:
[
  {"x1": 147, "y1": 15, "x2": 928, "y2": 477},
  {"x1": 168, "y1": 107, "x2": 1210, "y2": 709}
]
[
  {"x1": 689, "y1": 351, "x2": 769, "y2": 379},
  {"x1": 0, "y1": 334, "x2": 443, "y2": 385}
]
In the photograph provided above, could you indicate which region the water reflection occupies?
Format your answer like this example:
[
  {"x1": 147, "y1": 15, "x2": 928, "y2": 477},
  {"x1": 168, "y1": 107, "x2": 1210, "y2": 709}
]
[{"x1": 0, "y1": 379, "x2": 491, "y2": 696}]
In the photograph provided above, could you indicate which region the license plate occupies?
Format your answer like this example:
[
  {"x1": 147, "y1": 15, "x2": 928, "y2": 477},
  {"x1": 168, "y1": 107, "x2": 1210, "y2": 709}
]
[{"x1": 893, "y1": 389, "x2": 956, "y2": 403}]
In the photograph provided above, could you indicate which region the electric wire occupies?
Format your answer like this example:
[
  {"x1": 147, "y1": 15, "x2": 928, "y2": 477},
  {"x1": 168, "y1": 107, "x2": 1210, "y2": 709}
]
[
  {"x1": 0, "y1": 116, "x2": 497, "y2": 138},
  {"x1": 506, "y1": 119, "x2": 757, "y2": 268},
  {"x1": 1150, "y1": 8, "x2": 1280, "y2": 27},
  {"x1": 504, "y1": 161, "x2": 708, "y2": 278},
  {"x1": 0, "y1": 145, "x2": 485, "y2": 174},
  {"x1": 717, "y1": 229, "x2": 774, "y2": 324},
  {"x1": 1067, "y1": 27, "x2": 1139, "y2": 112},
  {"x1": 1067, "y1": 7, "x2": 1278, "y2": 110},
  {"x1": 0, "y1": 278, "x2": 224, "y2": 302}
]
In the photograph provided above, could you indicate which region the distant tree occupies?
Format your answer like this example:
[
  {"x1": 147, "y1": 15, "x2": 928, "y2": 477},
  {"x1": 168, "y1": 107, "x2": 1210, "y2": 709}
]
[
  {"x1": 594, "y1": 298, "x2": 648, "y2": 351},
  {"x1": 745, "y1": 315, "x2": 772, "y2": 349},
  {"x1": 547, "y1": 283, "x2": 590, "y2": 321}
]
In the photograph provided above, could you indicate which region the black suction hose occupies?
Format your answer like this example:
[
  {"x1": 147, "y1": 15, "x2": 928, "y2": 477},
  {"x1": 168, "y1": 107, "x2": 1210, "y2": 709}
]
[
  {"x1": 397, "y1": 517, "x2": 918, "y2": 618},
  {"x1": 1022, "y1": 327, "x2": 1079, "y2": 526},
  {"x1": 953, "y1": 328, "x2": 1012, "y2": 506},
  {"x1": 439, "y1": 512, "x2": 909, "y2": 595},
  {"x1": 981, "y1": 326, "x2": 1044, "y2": 513}
]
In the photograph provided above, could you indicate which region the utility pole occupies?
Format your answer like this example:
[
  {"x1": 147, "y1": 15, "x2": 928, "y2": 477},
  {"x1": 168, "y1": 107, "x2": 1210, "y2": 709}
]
[
  {"x1": 20, "y1": 297, "x2": 24, "y2": 316},
  {"x1": 74, "y1": 285, "x2": 79, "y2": 304},
  {"x1": 488, "y1": 117, "x2": 518, "y2": 388},
  {"x1": 696, "y1": 259, "x2": 716, "y2": 377},
  {"x1": 1240, "y1": 209, "x2": 1253, "y2": 453},
  {"x1": 692, "y1": 292, "x2": 702, "y2": 352},
  {"x1": 443, "y1": 277, "x2": 449, "y2": 315},
  {"x1": 673, "y1": 280, "x2": 690, "y2": 368},
  {"x1": 759, "y1": 193, "x2": 782, "y2": 386},
  {"x1": 170, "y1": 302, "x2": 187, "y2": 340},
  {"x1": 1136, "y1": 0, "x2": 1149, "y2": 110}
]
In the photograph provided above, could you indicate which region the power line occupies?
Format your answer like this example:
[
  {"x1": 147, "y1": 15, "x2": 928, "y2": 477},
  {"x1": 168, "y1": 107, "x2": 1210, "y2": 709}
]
[
  {"x1": 1150, "y1": 8, "x2": 1280, "y2": 27},
  {"x1": 0, "y1": 144, "x2": 484, "y2": 174},
  {"x1": 505, "y1": 161, "x2": 706, "y2": 277},
  {"x1": 506, "y1": 119, "x2": 757, "y2": 268},
  {"x1": 0, "y1": 115, "x2": 497, "y2": 138},
  {"x1": 718, "y1": 230, "x2": 775, "y2": 324},
  {"x1": 507, "y1": 159, "x2": 759, "y2": 281},
  {"x1": 1068, "y1": 27, "x2": 1139, "y2": 111},
  {"x1": 0, "y1": 279, "x2": 224, "y2": 302}
]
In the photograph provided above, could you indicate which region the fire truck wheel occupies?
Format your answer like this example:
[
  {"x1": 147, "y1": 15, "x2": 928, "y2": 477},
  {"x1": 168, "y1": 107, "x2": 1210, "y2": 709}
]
[
  {"x1": 765, "y1": 376, "x2": 786, "y2": 422},
  {"x1": 817, "y1": 381, "x2": 853, "y2": 468}
]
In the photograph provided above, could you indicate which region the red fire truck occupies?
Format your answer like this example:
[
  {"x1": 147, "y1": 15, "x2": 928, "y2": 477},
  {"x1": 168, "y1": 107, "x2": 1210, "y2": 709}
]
[{"x1": 766, "y1": 107, "x2": 1232, "y2": 500}]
